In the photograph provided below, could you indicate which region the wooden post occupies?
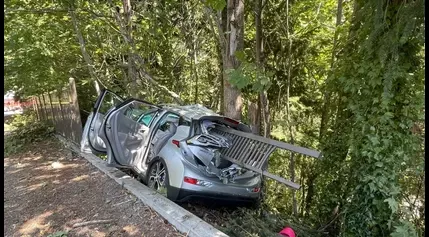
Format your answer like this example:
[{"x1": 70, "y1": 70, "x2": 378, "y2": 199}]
[
  {"x1": 37, "y1": 96, "x2": 46, "y2": 120},
  {"x1": 41, "y1": 94, "x2": 49, "y2": 121},
  {"x1": 57, "y1": 89, "x2": 66, "y2": 138},
  {"x1": 48, "y1": 92, "x2": 56, "y2": 123},
  {"x1": 57, "y1": 90, "x2": 65, "y2": 121},
  {"x1": 69, "y1": 78, "x2": 81, "y2": 115},
  {"x1": 69, "y1": 77, "x2": 83, "y2": 144},
  {"x1": 33, "y1": 97, "x2": 40, "y2": 120}
]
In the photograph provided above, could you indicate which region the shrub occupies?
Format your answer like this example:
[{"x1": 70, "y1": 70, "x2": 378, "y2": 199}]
[{"x1": 4, "y1": 111, "x2": 54, "y2": 156}]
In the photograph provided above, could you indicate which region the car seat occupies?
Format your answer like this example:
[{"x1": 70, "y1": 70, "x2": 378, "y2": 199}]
[{"x1": 152, "y1": 122, "x2": 178, "y2": 155}]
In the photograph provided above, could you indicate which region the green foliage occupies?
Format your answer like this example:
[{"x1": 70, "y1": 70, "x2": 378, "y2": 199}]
[
  {"x1": 8, "y1": 111, "x2": 38, "y2": 129},
  {"x1": 391, "y1": 220, "x2": 418, "y2": 237},
  {"x1": 4, "y1": 0, "x2": 78, "y2": 96},
  {"x1": 98, "y1": 154, "x2": 107, "y2": 161},
  {"x1": 4, "y1": 112, "x2": 54, "y2": 157},
  {"x1": 310, "y1": 0, "x2": 425, "y2": 236},
  {"x1": 4, "y1": 0, "x2": 425, "y2": 235},
  {"x1": 227, "y1": 51, "x2": 273, "y2": 93},
  {"x1": 221, "y1": 208, "x2": 323, "y2": 237},
  {"x1": 205, "y1": 0, "x2": 226, "y2": 11}
]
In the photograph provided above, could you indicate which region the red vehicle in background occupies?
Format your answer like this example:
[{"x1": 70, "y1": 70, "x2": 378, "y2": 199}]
[{"x1": 4, "y1": 98, "x2": 33, "y2": 113}]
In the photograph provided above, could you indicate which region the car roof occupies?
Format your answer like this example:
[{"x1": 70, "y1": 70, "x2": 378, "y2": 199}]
[{"x1": 160, "y1": 104, "x2": 221, "y2": 120}]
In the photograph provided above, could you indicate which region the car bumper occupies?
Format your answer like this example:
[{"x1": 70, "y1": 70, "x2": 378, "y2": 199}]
[
  {"x1": 170, "y1": 169, "x2": 261, "y2": 203},
  {"x1": 170, "y1": 186, "x2": 260, "y2": 203},
  {"x1": 165, "y1": 157, "x2": 261, "y2": 203}
]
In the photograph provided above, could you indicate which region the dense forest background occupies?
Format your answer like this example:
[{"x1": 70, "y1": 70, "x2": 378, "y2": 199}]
[{"x1": 4, "y1": 0, "x2": 424, "y2": 236}]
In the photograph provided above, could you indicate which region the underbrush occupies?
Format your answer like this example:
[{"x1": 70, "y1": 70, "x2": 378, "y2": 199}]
[
  {"x1": 4, "y1": 111, "x2": 54, "y2": 156},
  {"x1": 220, "y1": 207, "x2": 325, "y2": 237}
]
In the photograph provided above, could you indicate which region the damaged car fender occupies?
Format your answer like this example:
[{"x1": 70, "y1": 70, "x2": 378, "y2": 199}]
[{"x1": 157, "y1": 125, "x2": 189, "y2": 189}]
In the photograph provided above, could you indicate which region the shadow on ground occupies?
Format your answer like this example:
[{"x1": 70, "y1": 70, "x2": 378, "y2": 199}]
[{"x1": 4, "y1": 137, "x2": 183, "y2": 237}]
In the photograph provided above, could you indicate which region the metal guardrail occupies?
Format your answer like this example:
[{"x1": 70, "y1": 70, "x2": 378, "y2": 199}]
[{"x1": 212, "y1": 126, "x2": 322, "y2": 190}]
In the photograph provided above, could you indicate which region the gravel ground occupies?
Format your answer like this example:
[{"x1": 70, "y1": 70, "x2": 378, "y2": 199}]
[{"x1": 4, "y1": 136, "x2": 183, "y2": 237}]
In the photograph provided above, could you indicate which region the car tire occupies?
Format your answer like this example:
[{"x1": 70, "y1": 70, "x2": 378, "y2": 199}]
[{"x1": 146, "y1": 158, "x2": 172, "y2": 199}]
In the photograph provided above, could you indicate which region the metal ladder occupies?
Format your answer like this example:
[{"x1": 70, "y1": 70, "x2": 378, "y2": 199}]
[{"x1": 212, "y1": 126, "x2": 322, "y2": 190}]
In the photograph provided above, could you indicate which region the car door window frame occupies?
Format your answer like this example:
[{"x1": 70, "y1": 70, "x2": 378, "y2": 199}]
[
  {"x1": 103, "y1": 98, "x2": 161, "y2": 166},
  {"x1": 137, "y1": 109, "x2": 160, "y2": 127},
  {"x1": 92, "y1": 89, "x2": 124, "y2": 114},
  {"x1": 87, "y1": 89, "x2": 124, "y2": 154}
]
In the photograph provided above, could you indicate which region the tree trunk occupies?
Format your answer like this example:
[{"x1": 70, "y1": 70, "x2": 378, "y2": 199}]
[
  {"x1": 304, "y1": 174, "x2": 316, "y2": 218},
  {"x1": 206, "y1": 2, "x2": 243, "y2": 117},
  {"x1": 248, "y1": 101, "x2": 260, "y2": 134},
  {"x1": 214, "y1": 12, "x2": 225, "y2": 113},
  {"x1": 122, "y1": 0, "x2": 138, "y2": 97},
  {"x1": 260, "y1": 92, "x2": 270, "y2": 137},
  {"x1": 306, "y1": 0, "x2": 357, "y2": 218},
  {"x1": 300, "y1": 174, "x2": 306, "y2": 217},
  {"x1": 319, "y1": 0, "x2": 343, "y2": 139},
  {"x1": 69, "y1": 9, "x2": 101, "y2": 95},
  {"x1": 255, "y1": 0, "x2": 263, "y2": 65},
  {"x1": 107, "y1": 0, "x2": 183, "y2": 104},
  {"x1": 205, "y1": 7, "x2": 226, "y2": 113},
  {"x1": 219, "y1": 51, "x2": 225, "y2": 114},
  {"x1": 255, "y1": 0, "x2": 270, "y2": 137},
  {"x1": 193, "y1": 43, "x2": 199, "y2": 104},
  {"x1": 222, "y1": 0, "x2": 244, "y2": 120},
  {"x1": 285, "y1": 0, "x2": 297, "y2": 216}
]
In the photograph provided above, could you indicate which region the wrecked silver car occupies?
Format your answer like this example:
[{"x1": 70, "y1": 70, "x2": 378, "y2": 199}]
[{"x1": 81, "y1": 89, "x2": 321, "y2": 204}]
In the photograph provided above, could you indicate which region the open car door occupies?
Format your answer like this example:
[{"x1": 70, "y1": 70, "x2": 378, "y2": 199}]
[
  {"x1": 103, "y1": 99, "x2": 160, "y2": 167},
  {"x1": 81, "y1": 89, "x2": 124, "y2": 155}
]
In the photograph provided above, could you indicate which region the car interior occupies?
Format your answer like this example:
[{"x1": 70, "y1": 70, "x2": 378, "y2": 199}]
[{"x1": 150, "y1": 114, "x2": 180, "y2": 157}]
